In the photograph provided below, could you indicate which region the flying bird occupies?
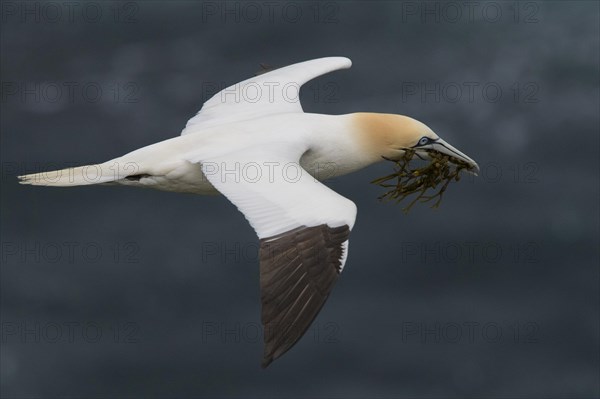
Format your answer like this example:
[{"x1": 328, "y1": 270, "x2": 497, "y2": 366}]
[{"x1": 19, "y1": 57, "x2": 478, "y2": 367}]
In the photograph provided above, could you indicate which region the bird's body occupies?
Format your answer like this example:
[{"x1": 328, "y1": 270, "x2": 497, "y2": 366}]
[
  {"x1": 108, "y1": 112, "x2": 373, "y2": 195},
  {"x1": 19, "y1": 57, "x2": 478, "y2": 367},
  {"x1": 26, "y1": 112, "x2": 401, "y2": 194}
]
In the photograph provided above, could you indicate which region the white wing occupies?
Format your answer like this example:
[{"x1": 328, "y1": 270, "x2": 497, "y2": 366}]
[
  {"x1": 200, "y1": 143, "x2": 356, "y2": 367},
  {"x1": 181, "y1": 57, "x2": 352, "y2": 135}
]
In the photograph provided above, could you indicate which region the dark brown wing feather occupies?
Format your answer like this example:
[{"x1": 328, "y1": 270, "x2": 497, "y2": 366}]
[{"x1": 259, "y1": 224, "x2": 350, "y2": 368}]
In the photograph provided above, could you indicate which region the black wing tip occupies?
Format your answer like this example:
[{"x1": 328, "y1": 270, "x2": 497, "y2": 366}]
[
  {"x1": 258, "y1": 224, "x2": 351, "y2": 366},
  {"x1": 255, "y1": 63, "x2": 278, "y2": 76},
  {"x1": 261, "y1": 356, "x2": 273, "y2": 369}
]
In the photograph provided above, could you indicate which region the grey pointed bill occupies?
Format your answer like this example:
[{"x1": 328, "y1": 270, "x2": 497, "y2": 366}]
[{"x1": 421, "y1": 138, "x2": 480, "y2": 174}]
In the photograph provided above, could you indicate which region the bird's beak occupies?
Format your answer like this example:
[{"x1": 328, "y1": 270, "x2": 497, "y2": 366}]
[{"x1": 419, "y1": 139, "x2": 480, "y2": 174}]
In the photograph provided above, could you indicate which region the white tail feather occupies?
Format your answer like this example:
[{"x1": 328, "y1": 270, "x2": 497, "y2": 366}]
[{"x1": 18, "y1": 159, "x2": 141, "y2": 187}]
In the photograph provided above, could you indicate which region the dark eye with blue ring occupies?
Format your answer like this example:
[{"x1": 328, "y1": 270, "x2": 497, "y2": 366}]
[{"x1": 418, "y1": 137, "x2": 430, "y2": 146}]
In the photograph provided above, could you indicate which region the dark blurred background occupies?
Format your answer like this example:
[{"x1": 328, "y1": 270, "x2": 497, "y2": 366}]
[{"x1": 1, "y1": 1, "x2": 598, "y2": 397}]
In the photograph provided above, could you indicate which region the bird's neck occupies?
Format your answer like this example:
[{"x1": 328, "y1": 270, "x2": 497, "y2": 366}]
[{"x1": 299, "y1": 113, "x2": 390, "y2": 178}]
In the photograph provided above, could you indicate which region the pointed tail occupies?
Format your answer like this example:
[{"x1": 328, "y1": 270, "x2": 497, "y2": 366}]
[{"x1": 18, "y1": 159, "x2": 141, "y2": 187}]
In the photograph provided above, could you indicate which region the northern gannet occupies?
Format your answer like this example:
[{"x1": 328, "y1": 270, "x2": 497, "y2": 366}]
[{"x1": 19, "y1": 57, "x2": 478, "y2": 367}]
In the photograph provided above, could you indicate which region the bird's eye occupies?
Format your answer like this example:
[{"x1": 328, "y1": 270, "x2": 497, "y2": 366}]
[{"x1": 418, "y1": 137, "x2": 430, "y2": 146}]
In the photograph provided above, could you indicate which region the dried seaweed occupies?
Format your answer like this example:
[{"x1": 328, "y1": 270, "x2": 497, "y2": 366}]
[{"x1": 371, "y1": 148, "x2": 473, "y2": 213}]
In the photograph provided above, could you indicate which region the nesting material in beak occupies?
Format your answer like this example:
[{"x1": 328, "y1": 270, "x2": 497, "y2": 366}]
[{"x1": 371, "y1": 148, "x2": 474, "y2": 213}]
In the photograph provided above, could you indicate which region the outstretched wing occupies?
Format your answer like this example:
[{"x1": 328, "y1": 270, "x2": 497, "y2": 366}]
[
  {"x1": 200, "y1": 144, "x2": 357, "y2": 367},
  {"x1": 181, "y1": 57, "x2": 352, "y2": 135}
]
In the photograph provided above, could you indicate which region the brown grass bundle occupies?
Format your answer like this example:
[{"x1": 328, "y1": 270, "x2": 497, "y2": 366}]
[{"x1": 371, "y1": 148, "x2": 473, "y2": 213}]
